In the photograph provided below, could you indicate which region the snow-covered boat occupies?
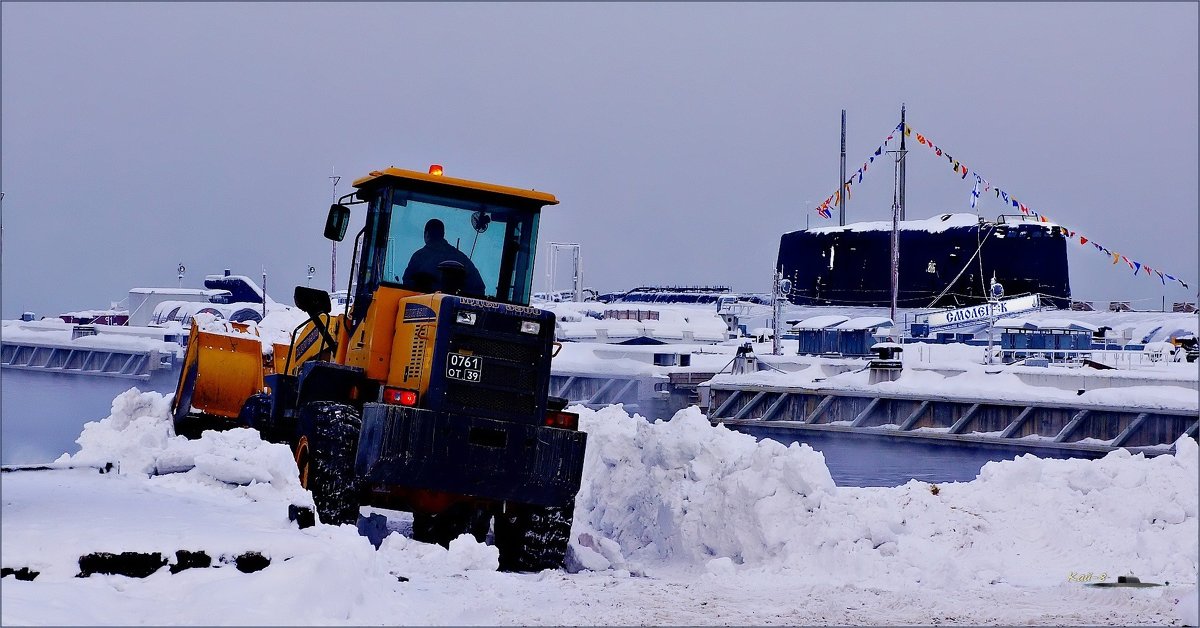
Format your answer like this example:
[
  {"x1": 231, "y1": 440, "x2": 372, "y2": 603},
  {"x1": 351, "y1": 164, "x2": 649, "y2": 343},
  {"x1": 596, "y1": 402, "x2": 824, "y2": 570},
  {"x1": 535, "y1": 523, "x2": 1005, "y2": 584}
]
[{"x1": 1, "y1": 271, "x2": 281, "y2": 381}]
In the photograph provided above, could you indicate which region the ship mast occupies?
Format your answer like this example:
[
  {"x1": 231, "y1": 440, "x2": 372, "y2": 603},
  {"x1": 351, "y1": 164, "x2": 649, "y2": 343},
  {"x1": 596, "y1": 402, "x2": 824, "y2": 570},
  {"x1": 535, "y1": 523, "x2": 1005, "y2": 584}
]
[
  {"x1": 839, "y1": 109, "x2": 847, "y2": 226},
  {"x1": 890, "y1": 163, "x2": 900, "y2": 322},
  {"x1": 889, "y1": 104, "x2": 906, "y2": 322},
  {"x1": 898, "y1": 104, "x2": 907, "y2": 220}
]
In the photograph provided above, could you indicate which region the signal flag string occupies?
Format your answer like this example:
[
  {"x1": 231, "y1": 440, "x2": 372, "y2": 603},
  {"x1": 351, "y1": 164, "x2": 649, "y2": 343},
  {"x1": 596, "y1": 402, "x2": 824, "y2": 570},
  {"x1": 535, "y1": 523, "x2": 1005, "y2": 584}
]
[
  {"x1": 899, "y1": 123, "x2": 1191, "y2": 291},
  {"x1": 811, "y1": 122, "x2": 904, "y2": 219}
]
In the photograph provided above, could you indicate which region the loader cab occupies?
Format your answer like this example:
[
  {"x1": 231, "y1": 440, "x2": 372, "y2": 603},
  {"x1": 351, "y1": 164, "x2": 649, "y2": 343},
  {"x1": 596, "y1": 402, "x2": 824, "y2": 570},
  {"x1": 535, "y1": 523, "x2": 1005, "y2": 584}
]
[{"x1": 341, "y1": 167, "x2": 557, "y2": 323}]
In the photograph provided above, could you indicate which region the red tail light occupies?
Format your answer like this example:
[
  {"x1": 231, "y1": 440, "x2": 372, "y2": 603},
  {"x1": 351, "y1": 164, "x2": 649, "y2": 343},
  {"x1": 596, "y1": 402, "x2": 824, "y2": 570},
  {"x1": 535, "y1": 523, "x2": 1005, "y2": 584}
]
[
  {"x1": 383, "y1": 387, "x2": 418, "y2": 406},
  {"x1": 544, "y1": 410, "x2": 579, "y2": 430}
]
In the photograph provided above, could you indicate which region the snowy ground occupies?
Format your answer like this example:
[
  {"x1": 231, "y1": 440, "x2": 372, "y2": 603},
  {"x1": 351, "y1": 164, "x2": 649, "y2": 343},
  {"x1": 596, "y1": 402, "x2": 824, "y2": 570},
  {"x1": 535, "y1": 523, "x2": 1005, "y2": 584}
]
[{"x1": 2, "y1": 390, "x2": 1197, "y2": 625}]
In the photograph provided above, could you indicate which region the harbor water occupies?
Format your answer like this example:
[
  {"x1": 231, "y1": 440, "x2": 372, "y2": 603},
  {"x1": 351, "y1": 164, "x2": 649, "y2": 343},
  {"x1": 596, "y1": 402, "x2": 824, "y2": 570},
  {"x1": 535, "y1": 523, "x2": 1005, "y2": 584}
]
[{"x1": 1, "y1": 369, "x2": 179, "y2": 465}]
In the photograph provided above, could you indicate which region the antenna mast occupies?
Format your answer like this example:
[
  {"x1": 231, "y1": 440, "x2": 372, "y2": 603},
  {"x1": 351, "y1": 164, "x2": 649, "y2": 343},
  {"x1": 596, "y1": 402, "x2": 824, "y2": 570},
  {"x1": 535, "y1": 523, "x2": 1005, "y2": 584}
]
[
  {"x1": 839, "y1": 109, "x2": 847, "y2": 226},
  {"x1": 330, "y1": 168, "x2": 341, "y2": 293},
  {"x1": 898, "y1": 104, "x2": 907, "y2": 221}
]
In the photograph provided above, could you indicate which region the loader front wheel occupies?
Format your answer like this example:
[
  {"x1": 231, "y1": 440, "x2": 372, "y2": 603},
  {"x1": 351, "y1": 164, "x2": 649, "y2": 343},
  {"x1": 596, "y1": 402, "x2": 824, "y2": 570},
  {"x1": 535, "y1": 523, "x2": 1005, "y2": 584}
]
[
  {"x1": 294, "y1": 401, "x2": 362, "y2": 526},
  {"x1": 494, "y1": 499, "x2": 574, "y2": 572},
  {"x1": 412, "y1": 505, "x2": 491, "y2": 547},
  {"x1": 173, "y1": 413, "x2": 231, "y2": 440},
  {"x1": 237, "y1": 393, "x2": 279, "y2": 442}
]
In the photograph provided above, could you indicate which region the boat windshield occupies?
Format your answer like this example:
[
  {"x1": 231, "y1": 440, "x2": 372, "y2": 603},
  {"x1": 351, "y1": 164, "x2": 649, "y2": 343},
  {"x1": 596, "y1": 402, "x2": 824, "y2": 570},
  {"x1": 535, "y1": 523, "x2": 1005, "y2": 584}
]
[{"x1": 361, "y1": 188, "x2": 541, "y2": 305}]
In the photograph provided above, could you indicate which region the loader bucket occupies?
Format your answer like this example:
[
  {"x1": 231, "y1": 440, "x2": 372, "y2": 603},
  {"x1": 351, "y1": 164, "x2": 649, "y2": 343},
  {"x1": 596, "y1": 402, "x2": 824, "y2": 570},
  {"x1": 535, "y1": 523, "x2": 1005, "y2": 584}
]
[{"x1": 172, "y1": 321, "x2": 266, "y2": 422}]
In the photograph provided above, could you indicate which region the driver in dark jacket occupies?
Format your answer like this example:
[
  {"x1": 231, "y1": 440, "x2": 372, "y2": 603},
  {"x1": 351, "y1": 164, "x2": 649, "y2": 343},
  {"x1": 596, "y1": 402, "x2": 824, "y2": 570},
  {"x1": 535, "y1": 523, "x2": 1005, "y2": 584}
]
[{"x1": 402, "y1": 218, "x2": 486, "y2": 296}]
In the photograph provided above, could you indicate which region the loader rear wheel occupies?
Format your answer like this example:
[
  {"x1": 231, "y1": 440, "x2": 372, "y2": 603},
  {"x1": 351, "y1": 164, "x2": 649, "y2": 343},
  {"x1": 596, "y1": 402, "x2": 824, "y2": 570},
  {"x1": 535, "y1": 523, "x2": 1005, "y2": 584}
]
[
  {"x1": 294, "y1": 402, "x2": 362, "y2": 526},
  {"x1": 412, "y1": 505, "x2": 491, "y2": 547},
  {"x1": 494, "y1": 499, "x2": 574, "y2": 572}
]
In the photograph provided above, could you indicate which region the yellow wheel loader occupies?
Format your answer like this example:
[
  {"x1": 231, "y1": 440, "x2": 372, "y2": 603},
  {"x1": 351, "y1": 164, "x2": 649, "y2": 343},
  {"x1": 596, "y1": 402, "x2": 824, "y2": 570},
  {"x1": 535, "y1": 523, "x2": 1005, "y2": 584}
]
[{"x1": 171, "y1": 166, "x2": 586, "y2": 571}]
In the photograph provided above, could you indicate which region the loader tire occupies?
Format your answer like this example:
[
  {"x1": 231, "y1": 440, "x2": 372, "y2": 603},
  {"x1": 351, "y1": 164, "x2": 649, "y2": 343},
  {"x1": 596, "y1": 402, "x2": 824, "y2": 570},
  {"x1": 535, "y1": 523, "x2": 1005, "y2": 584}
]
[
  {"x1": 412, "y1": 505, "x2": 490, "y2": 547},
  {"x1": 294, "y1": 402, "x2": 362, "y2": 526},
  {"x1": 237, "y1": 393, "x2": 278, "y2": 442},
  {"x1": 494, "y1": 499, "x2": 574, "y2": 572},
  {"x1": 174, "y1": 413, "x2": 232, "y2": 440}
]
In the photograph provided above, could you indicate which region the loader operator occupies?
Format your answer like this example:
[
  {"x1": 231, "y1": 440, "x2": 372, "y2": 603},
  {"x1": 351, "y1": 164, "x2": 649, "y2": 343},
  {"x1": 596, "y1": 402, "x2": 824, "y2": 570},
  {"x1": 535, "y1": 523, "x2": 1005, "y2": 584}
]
[{"x1": 402, "y1": 218, "x2": 487, "y2": 296}]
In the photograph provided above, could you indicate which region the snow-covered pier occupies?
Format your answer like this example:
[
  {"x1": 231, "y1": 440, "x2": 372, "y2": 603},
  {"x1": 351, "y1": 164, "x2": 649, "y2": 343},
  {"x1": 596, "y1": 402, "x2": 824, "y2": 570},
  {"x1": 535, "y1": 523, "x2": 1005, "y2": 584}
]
[
  {"x1": 1, "y1": 335, "x2": 178, "y2": 380},
  {"x1": 708, "y1": 384, "x2": 1198, "y2": 454}
]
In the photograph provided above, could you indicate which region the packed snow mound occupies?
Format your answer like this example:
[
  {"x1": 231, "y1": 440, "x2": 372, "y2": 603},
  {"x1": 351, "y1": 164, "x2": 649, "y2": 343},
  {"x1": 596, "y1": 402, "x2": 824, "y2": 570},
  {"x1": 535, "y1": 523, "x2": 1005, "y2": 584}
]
[
  {"x1": 189, "y1": 308, "x2": 309, "y2": 356},
  {"x1": 571, "y1": 405, "x2": 836, "y2": 567},
  {"x1": 61, "y1": 388, "x2": 311, "y2": 506},
  {"x1": 377, "y1": 533, "x2": 500, "y2": 574},
  {"x1": 569, "y1": 405, "x2": 1198, "y2": 594}
]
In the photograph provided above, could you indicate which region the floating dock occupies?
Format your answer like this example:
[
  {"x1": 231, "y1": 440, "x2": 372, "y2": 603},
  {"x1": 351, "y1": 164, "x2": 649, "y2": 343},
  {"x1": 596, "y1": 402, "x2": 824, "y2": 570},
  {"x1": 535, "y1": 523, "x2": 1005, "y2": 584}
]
[
  {"x1": 1, "y1": 322, "x2": 183, "y2": 381},
  {"x1": 0, "y1": 338, "x2": 177, "y2": 380},
  {"x1": 706, "y1": 384, "x2": 1198, "y2": 455}
]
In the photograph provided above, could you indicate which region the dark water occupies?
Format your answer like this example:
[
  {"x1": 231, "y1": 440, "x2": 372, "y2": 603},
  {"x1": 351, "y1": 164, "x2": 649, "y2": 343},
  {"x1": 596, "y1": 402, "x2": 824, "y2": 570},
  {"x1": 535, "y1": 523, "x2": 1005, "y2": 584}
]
[
  {"x1": 1, "y1": 369, "x2": 179, "y2": 464},
  {"x1": 732, "y1": 425, "x2": 1106, "y2": 487}
]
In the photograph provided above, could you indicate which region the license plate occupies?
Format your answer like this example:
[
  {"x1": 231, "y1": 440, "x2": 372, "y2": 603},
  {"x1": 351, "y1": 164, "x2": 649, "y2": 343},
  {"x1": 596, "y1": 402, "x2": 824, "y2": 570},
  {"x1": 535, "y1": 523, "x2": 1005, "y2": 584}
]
[{"x1": 446, "y1": 352, "x2": 482, "y2": 382}]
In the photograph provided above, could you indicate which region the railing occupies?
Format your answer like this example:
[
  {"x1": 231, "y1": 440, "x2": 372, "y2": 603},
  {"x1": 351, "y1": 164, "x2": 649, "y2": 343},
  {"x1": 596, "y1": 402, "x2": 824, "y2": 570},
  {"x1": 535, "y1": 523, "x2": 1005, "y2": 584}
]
[{"x1": 1001, "y1": 347, "x2": 1188, "y2": 369}]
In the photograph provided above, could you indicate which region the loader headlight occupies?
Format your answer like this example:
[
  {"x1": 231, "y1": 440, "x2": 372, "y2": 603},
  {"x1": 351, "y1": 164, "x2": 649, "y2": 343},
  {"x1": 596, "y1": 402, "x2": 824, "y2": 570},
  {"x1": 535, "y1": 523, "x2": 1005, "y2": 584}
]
[
  {"x1": 456, "y1": 311, "x2": 477, "y2": 325},
  {"x1": 520, "y1": 320, "x2": 541, "y2": 335}
]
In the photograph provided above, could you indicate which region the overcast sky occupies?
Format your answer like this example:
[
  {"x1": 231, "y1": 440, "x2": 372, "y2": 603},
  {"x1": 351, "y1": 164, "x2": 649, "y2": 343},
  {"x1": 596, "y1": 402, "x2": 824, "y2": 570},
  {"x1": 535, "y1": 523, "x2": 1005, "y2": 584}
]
[{"x1": 2, "y1": 3, "x2": 1196, "y2": 318}]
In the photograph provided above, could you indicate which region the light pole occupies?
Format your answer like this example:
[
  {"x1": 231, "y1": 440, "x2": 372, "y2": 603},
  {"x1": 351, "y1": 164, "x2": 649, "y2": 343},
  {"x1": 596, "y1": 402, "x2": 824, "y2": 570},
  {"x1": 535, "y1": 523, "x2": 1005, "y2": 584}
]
[
  {"x1": 330, "y1": 169, "x2": 340, "y2": 293},
  {"x1": 262, "y1": 267, "x2": 268, "y2": 319},
  {"x1": 987, "y1": 276, "x2": 1003, "y2": 365},
  {"x1": 772, "y1": 271, "x2": 792, "y2": 356}
]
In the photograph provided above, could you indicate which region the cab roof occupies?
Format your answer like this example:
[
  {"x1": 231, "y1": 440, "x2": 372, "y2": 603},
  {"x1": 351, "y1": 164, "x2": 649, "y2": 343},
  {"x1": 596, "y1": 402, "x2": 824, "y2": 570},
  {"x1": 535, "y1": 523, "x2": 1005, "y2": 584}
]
[{"x1": 353, "y1": 167, "x2": 558, "y2": 206}]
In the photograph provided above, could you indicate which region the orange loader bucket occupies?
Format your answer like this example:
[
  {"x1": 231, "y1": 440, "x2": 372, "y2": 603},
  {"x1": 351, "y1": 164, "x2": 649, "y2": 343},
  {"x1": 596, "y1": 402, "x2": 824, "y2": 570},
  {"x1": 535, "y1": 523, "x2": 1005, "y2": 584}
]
[{"x1": 172, "y1": 321, "x2": 266, "y2": 423}]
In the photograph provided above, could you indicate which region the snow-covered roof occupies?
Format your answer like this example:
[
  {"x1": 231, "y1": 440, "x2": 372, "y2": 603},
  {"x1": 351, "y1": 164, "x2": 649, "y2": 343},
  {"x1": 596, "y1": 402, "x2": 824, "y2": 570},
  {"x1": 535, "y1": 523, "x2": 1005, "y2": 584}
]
[
  {"x1": 791, "y1": 314, "x2": 850, "y2": 329},
  {"x1": 995, "y1": 318, "x2": 1099, "y2": 332},
  {"x1": 835, "y1": 316, "x2": 893, "y2": 330},
  {"x1": 803, "y1": 212, "x2": 982, "y2": 235},
  {"x1": 129, "y1": 287, "x2": 230, "y2": 297}
]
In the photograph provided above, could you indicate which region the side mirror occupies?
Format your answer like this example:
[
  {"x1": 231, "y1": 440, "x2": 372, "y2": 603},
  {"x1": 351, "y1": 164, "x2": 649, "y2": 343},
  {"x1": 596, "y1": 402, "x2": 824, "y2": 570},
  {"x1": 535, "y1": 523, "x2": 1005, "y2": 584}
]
[
  {"x1": 324, "y1": 204, "x2": 351, "y2": 242},
  {"x1": 294, "y1": 285, "x2": 332, "y2": 317}
]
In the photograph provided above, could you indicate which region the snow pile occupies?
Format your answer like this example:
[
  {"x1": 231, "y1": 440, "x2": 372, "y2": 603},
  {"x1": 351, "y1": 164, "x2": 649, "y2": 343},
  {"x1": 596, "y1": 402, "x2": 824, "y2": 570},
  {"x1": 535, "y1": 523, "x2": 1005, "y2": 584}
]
[
  {"x1": 62, "y1": 388, "x2": 311, "y2": 506},
  {"x1": 189, "y1": 307, "x2": 309, "y2": 356},
  {"x1": 571, "y1": 405, "x2": 836, "y2": 568},
  {"x1": 379, "y1": 533, "x2": 500, "y2": 574},
  {"x1": 256, "y1": 305, "x2": 311, "y2": 346},
  {"x1": 30, "y1": 389, "x2": 1200, "y2": 598},
  {"x1": 570, "y1": 405, "x2": 1198, "y2": 597},
  {"x1": 53, "y1": 389, "x2": 1200, "y2": 597}
]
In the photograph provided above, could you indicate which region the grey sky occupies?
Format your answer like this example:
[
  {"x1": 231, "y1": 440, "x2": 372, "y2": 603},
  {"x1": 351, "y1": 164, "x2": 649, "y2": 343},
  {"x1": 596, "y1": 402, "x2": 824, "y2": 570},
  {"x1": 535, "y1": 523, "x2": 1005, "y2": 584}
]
[{"x1": 2, "y1": 2, "x2": 1196, "y2": 318}]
